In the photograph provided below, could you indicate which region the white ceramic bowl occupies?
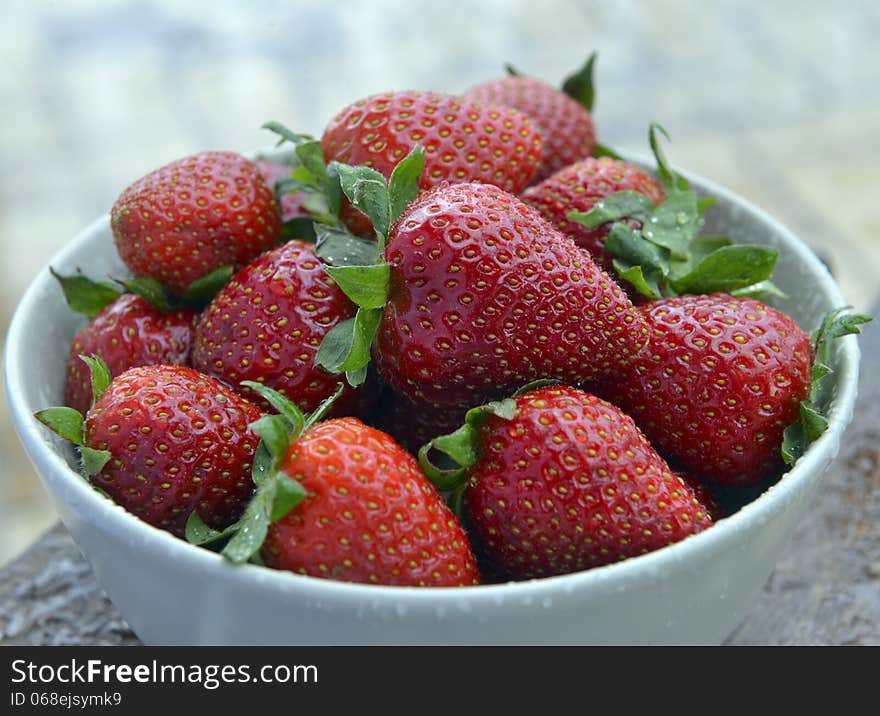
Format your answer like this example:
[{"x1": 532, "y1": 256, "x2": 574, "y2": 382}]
[{"x1": 4, "y1": 166, "x2": 860, "y2": 645}]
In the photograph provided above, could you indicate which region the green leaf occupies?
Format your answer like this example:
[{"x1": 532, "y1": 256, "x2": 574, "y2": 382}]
[
  {"x1": 388, "y1": 146, "x2": 425, "y2": 226},
  {"x1": 605, "y1": 223, "x2": 668, "y2": 275},
  {"x1": 248, "y1": 414, "x2": 296, "y2": 465},
  {"x1": 504, "y1": 63, "x2": 522, "y2": 77},
  {"x1": 315, "y1": 307, "x2": 382, "y2": 375},
  {"x1": 561, "y1": 52, "x2": 597, "y2": 111},
  {"x1": 314, "y1": 224, "x2": 379, "y2": 267},
  {"x1": 781, "y1": 307, "x2": 871, "y2": 465},
  {"x1": 613, "y1": 260, "x2": 662, "y2": 300},
  {"x1": 642, "y1": 190, "x2": 700, "y2": 259},
  {"x1": 418, "y1": 397, "x2": 517, "y2": 493},
  {"x1": 250, "y1": 441, "x2": 274, "y2": 487},
  {"x1": 295, "y1": 140, "x2": 329, "y2": 184},
  {"x1": 567, "y1": 191, "x2": 656, "y2": 229},
  {"x1": 181, "y1": 265, "x2": 234, "y2": 306},
  {"x1": 113, "y1": 276, "x2": 170, "y2": 311},
  {"x1": 345, "y1": 366, "x2": 368, "y2": 387},
  {"x1": 730, "y1": 280, "x2": 787, "y2": 301},
  {"x1": 324, "y1": 264, "x2": 390, "y2": 309},
  {"x1": 221, "y1": 467, "x2": 307, "y2": 563},
  {"x1": 240, "y1": 381, "x2": 305, "y2": 437},
  {"x1": 648, "y1": 123, "x2": 688, "y2": 192},
  {"x1": 34, "y1": 407, "x2": 84, "y2": 445},
  {"x1": 79, "y1": 354, "x2": 112, "y2": 407},
  {"x1": 592, "y1": 142, "x2": 623, "y2": 160},
  {"x1": 50, "y1": 268, "x2": 121, "y2": 318},
  {"x1": 262, "y1": 121, "x2": 313, "y2": 147},
  {"x1": 81, "y1": 446, "x2": 112, "y2": 478},
  {"x1": 269, "y1": 474, "x2": 307, "y2": 521},
  {"x1": 670, "y1": 245, "x2": 778, "y2": 295},
  {"x1": 334, "y1": 163, "x2": 391, "y2": 238},
  {"x1": 303, "y1": 383, "x2": 345, "y2": 432},
  {"x1": 185, "y1": 511, "x2": 240, "y2": 546}
]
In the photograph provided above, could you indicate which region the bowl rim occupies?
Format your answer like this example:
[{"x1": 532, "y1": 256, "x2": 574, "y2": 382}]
[{"x1": 3, "y1": 163, "x2": 861, "y2": 607}]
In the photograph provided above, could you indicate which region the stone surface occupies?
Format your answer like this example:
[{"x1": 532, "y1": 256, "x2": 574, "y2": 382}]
[{"x1": 1, "y1": 309, "x2": 877, "y2": 645}]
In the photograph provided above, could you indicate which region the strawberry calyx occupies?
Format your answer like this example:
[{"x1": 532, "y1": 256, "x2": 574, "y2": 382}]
[
  {"x1": 781, "y1": 308, "x2": 872, "y2": 465},
  {"x1": 34, "y1": 354, "x2": 112, "y2": 478},
  {"x1": 52, "y1": 263, "x2": 235, "y2": 316},
  {"x1": 418, "y1": 398, "x2": 517, "y2": 513},
  {"x1": 568, "y1": 124, "x2": 783, "y2": 301},
  {"x1": 560, "y1": 51, "x2": 597, "y2": 113},
  {"x1": 195, "y1": 380, "x2": 344, "y2": 563},
  {"x1": 313, "y1": 146, "x2": 426, "y2": 387}
]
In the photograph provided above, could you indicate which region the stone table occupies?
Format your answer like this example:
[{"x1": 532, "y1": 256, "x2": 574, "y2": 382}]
[{"x1": 2, "y1": 314, "x2": 878, "y2": 646}]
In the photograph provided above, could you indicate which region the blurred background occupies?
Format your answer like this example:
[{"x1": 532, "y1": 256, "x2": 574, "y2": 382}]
[{"x1": 1, "y1": 0, "x2": 878, "y2": 566}]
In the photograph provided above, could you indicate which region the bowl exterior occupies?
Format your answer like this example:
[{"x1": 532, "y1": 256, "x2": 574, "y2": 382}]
[{"x1": 4, "y1": 172, "x2": 859, "y2": 645}]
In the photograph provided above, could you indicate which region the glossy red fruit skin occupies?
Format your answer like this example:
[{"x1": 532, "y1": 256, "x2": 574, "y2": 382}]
[
  {"x1": 462, "y1": 386, "x2": 714, "y2": 580},
  {"x1": 522, "y1": 157, "x2": 665, "y2": 266},
  {"x1": 596, "y1": 294, "x2": 813, "y2": 486},
  {"x1": 84, "y1": 365, "x2": 263, "y2": 536},
  {"x1": 111, "y1": 151, "x2": 282, "y2": 295},
  {"x1": 192, "y1": 240, "x2": 375, "y2": 417},
  {"x1": 256, "y1": 159, "x2": 311, "y2": 222},
  {"x1": 260, "y1": 417, "x2": 481, "y2": 587},
  {"x1": 464, "y1": 75, "x2": 596, "y2": 184},
  {"x1": 64, "y1": 294, "x2": 197, "y2": 415},
  {"x1": 322, "y1": 91, "x2": 543, "y2": 235},
  {"x1": 375, "y1": 182, "x2": 649, "y2": 408}
]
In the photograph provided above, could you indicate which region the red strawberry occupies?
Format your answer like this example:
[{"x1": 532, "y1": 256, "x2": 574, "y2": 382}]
[
  {"x1": 522, "y1": 157, "x2": 665, "y2": 265},
  {"x1": 111, "y1": 151, "x2": 282, "y2": 295},
  {"x1": 420, "y1": 385, "x2": 713, "y2": 580},
  {"x1": 596, "y1": 294, "x2": 813, "y2": 486},
  {"x1": 192, "y1": 239, "x2": 375, "y2": 417},
  {"x1": 375, "y1": 182, "x2": 649, "y2": 408},
  {"x1": 65, "y1": 293, "x2": 197, "y2": 414},
  {"x1": 256, "y1": 159, "x2": 311, "y2": 222},
  {"x1": 38, "y1": 364, "x2": 263, "y2": 536},
  {"x1": 464, "y1": 75, "x2": 596, "y2": 184},
  {"x1": 321, "y1": 91, "x2": 543, "y2": 235},
  {"x1": 257, "y1": 416, "x2": 480, "y2": 586}
]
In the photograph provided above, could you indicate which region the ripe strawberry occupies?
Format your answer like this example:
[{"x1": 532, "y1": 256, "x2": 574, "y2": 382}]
[
  {"x1": 192, "y1": 239, "x2": 375, "y2": 417},
  {"x1": 596, "y1": 294, "x2": 813, "y2": 486},
  {"x1": 256, "y1": 159, "x2": 311, "y2": 222},
  {"x1": 464, "y1": 75, "x2": 596, "y2": 184},
  {"x1": 65, "y1": 293, "x2": 197, "y2": 414},
  {"x1": 321, "y1": 91, "x2": 543, "y2": 235},
  {"x1": 420, "y1": 385, "x2": 713, "y2": 580},
  {"x1": 374, "y1": 182, "x2": 649, "y2": 408},
  {"x1": 522, "y1": 157, "x2": 665, "y2": 265},
  {"x1": 111, "y1": 151, "x2": 282, "y2": 295},
  {"x1": 38, "y1": 364, "x2": 263, "y2": 536},
  {"x1": 257, "y1": 416, "x2": 481, "y2": 586}
]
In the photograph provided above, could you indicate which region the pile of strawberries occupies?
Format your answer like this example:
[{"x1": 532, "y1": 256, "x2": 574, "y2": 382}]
[{"x1": 36, "y1": 56, "x2": 867, "y2": 587}]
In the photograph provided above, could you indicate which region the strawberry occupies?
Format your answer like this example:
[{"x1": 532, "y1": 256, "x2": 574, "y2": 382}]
[
  {"x1": 192, "y1": 239, "x2": 375, "y2": 417},
  {"x1": 522, "y1": 157, "x2": 665, "y2": 265},
  {"x1": 36, "y1": 362, "x2": 263, "y2": 536},
  {"x1": 371, "y1": 182, "x2": 649, "y2": 408},
  {"x1": 51, "y1": 269, "x2": 198, "y2": 415},
  {"x1": 595, "y1": 294, "x2": 813, "y2": 486},
  {"x1": 111, "y1": 151, "x2": 282, "y2": 296},
  {"x1": 464, "y1": 72, "x2": 596, "y2": 184},
  {"x1": 65, "y1": 294, "x2": 196, "y2": 415},
  {"x1": 215, "y1": 384, "x2": 480, "y2": 587},
  {"x1": 321, "y1": 91, "x2": 543, "y2": 235},
  {"x1": 256, "y1": 159, "x2": 311, "y2": 222},
  {"x1": 419, "y1": 385, "x2": 713, "y2": 580}
]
